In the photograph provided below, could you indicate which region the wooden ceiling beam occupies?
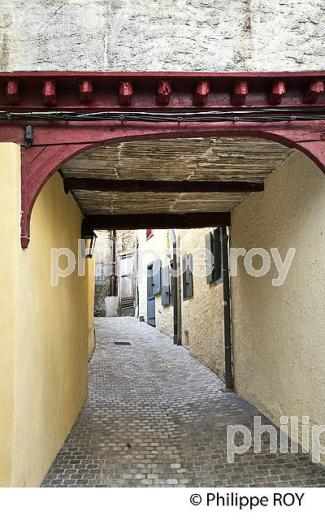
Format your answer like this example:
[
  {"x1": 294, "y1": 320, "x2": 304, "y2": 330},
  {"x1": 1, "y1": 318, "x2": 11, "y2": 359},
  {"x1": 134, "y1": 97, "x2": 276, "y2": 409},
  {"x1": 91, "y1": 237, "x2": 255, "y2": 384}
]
[
  {"x1": 89, "y1": 212, "x2": 231, "y2": 230},
  {"x1": 64, "y1": 177, "x2": 264, "y2": 193}
]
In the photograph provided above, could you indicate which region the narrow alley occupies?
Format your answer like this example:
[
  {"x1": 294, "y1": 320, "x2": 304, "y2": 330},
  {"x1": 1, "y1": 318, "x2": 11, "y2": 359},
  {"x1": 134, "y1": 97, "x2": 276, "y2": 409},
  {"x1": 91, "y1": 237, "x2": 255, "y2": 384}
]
[{"x1": 42, "y1": 318, "x2": 325, "y2": 487}]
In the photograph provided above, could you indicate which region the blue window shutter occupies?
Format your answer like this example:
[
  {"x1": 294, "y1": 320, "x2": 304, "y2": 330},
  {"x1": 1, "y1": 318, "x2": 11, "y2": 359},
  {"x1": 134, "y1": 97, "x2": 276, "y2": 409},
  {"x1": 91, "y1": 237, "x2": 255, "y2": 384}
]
[
  {"x1": 205, "y1": 231, "x2": 214, "y2": 284},
  {"x1": 182, "y1": 255, "x2": 187, "y2": 299},
  {"x1": 161, "y1": 265, "x2": 170, "y2": 306},
  {"x1": 187, "y1": 253, "x2": 194, "y2": 298},
  {"x1": 183, "y1": 253, "x2": 194, "y2": 300},
  {"x1": 152, "y1": 258, "x2": 161, "y2": 295}
]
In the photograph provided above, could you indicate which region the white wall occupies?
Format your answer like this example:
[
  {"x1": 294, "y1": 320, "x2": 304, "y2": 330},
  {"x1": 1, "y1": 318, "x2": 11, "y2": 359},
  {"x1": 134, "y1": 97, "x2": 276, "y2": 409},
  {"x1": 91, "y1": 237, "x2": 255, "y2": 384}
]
[
  {"x1": 1, "y1": 1, "x2": 324, "y2": 71},
  {"x1": 231, "y1": 150, "x2": 325, "y2": 458}
]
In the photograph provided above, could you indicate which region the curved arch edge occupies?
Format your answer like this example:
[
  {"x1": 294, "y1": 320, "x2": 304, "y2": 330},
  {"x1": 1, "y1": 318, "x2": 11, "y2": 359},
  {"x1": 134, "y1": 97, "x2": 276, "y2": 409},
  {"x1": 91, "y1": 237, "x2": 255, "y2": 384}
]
[
  {"x1": 21, "y1": 143, "x2": 87, "y2": 248},
  {"x1": 20, "y1": 124, "x2": 325, "y2": 248}
]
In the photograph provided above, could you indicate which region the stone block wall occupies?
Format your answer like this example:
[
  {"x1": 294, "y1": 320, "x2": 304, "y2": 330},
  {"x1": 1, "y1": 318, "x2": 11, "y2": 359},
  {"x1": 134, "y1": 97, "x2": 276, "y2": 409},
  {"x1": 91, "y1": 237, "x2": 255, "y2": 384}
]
[{"x1": 0, "y1": 1, "x2": 324, "y2": 72}]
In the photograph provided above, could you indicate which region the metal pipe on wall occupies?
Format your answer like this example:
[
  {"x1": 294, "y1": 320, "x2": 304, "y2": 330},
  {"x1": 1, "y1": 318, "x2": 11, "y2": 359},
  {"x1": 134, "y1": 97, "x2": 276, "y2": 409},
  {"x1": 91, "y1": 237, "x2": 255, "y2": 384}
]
[
  {"x1": 170, "y1": 229, "x2": 182, "y2": 345},
  {"x1": 175, "y1": 233, "x2": 182, "y2": 345},
  {"x1": 111, "y1": 230, "x2": 117, "y2": 297},
  {"x1": 222, "y1": 226, "x2": 234, "y2": 389}
]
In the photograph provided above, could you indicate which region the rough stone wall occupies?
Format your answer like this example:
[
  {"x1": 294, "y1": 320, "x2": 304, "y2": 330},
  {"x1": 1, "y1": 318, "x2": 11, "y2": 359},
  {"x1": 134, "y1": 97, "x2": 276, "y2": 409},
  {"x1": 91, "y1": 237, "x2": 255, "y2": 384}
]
[
  {"x1": 116, "y1": 229, "x2": 136, "y2": 254},
  {"x1": 231, "y1": 150, "x2": 325, "y2": 461},
  {"x1": 0, "y1": 1, "x2": 324, "y2": 72}
]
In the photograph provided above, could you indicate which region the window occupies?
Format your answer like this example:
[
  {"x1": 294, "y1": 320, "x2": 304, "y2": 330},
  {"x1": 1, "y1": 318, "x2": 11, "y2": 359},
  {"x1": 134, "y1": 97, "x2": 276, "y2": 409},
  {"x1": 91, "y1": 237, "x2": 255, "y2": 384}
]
[
  {"x1": 205, "y1": 227, "x2": 223, "y2": 284},
  {"x1": 182, "y1": 253, "x2": 194, "y2": 300},
  {"x1": 95, "y1": 262, "x2": 104, "y2": 282},
  {"x1": 146, "y1": 228, "x2": 153, "y2": 240}
]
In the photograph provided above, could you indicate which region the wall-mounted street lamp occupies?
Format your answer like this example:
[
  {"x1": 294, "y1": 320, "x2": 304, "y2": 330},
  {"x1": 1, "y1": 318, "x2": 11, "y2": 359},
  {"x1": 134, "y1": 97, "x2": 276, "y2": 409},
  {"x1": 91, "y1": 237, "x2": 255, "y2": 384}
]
[{"x1": 81, "y1": 219, "x2": 97, "y2": 259}]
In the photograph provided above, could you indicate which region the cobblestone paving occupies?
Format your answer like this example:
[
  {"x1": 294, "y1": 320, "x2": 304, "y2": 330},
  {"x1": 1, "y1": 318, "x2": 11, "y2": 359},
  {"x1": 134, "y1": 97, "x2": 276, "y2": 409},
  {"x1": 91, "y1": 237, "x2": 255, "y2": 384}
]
[{"x1": 42, "y1": 317, "x2": 325, "y2": 487}]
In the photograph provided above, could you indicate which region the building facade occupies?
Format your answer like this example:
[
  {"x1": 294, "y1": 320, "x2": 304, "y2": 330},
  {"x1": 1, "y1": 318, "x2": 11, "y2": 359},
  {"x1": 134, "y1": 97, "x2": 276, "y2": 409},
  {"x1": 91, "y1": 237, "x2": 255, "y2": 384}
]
[
  {"x1": 94, "y1": 230, "x2": 136, "y2": 317},
  {"x1": 137, "y1": 228, "x2": 225, "y2": 378},
  {"x1": 0, "y1": 0, "x2": 325, "y2": 487}
]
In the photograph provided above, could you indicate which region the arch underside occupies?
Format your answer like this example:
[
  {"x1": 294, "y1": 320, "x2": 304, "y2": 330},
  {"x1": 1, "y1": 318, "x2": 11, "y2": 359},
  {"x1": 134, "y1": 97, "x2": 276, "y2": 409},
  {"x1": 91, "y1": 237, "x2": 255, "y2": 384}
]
[
  {"x1": 16, "y1": 119, "x2": 325, "y2": 248},
  {"x1": 61, "y1": 136, "x2": 292, "y2": 215}
]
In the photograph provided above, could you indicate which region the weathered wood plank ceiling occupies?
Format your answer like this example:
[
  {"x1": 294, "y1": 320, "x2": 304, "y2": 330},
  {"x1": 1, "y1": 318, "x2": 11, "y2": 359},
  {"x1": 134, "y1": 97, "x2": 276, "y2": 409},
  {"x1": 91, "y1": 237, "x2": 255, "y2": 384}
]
[{"x1": 60, "y1": 137, "x2": 292, "y2": 215}]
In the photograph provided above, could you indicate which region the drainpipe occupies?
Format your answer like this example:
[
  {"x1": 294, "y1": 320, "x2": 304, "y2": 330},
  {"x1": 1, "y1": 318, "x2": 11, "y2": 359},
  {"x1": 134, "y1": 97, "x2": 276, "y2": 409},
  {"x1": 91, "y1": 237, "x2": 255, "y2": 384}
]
[
  {"x1": 176, "y1": 233, "x2": 182, "y2": 345},
  {"x1": 172, "y1": 245, "x2": 178, "y2": 344},
  {"x1": 222, "y1": 226, "x2": 234, "y2": 390},
  {"x1": 134, "y1": 236, "x2": 139, "y2": 318},
  {"x1": 111, "y1": 230, "x2": 117, "y2": 297},
  {"x1": 170, "y1": 229, "x2": 182, "y2": 345}
]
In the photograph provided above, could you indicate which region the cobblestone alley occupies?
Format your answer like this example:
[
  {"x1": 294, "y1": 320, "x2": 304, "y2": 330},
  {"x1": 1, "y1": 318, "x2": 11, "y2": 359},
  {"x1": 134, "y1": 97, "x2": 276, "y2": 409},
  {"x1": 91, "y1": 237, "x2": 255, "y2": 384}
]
[{"x1": 42, "y1": 318, "x2": 325, "y2": 487}]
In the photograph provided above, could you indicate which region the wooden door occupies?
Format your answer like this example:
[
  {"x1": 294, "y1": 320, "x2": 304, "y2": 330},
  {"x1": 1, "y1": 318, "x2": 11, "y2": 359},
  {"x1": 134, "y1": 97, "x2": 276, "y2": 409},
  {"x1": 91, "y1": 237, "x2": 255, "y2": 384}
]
[{"x1": 119, "y1": 252, "x2": 135, "y2": 316}]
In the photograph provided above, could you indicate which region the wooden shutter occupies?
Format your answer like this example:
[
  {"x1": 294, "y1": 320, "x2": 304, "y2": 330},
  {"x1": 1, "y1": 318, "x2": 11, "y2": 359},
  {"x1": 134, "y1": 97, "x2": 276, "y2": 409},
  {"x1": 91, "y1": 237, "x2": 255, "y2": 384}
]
[
  {"x1": 161, "y1": 265, "x2": 170, "y2": 306},
  {"x1": 206, "y1": 228, "x2": 223, "y2": 284},
  {"x1": 213, "y1": 227, "x2": 223, "y2": 283},
  {"x1": 205, "y1": 231, "x2": 214, "y2": 284},
  {"x1": 169, "y1": 258, "x2": 175, "y2": 306},
  {"x1": 152, "y1": 258, "x2": 161, "y2": 295},
  {"x1": 182, "y1": 253, "x2": 194, "y2": 300},
  {"x1": 182, "y1": 255, "x2": 186, "y2": 298}
]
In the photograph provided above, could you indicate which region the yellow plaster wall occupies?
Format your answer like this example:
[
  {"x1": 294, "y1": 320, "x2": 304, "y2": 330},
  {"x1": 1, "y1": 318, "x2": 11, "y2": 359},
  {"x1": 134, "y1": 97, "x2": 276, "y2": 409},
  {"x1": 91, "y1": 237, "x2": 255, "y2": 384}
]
[
  {"x1": 0, "y1": 142, "x2": 94, "y2": 486},
  {"x1": 0, "y1": 144, "x2": 20, "y2": 486},
  {"x1": 231, "y1": 150, "x2": 325, "y2": 459}
]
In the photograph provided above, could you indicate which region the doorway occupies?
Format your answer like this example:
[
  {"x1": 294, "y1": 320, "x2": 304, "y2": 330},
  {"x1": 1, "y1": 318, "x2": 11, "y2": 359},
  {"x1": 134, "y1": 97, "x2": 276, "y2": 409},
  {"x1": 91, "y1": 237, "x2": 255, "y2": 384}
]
[{"x1": 119, "y1": 252, "x2": 136, "y2": 316}]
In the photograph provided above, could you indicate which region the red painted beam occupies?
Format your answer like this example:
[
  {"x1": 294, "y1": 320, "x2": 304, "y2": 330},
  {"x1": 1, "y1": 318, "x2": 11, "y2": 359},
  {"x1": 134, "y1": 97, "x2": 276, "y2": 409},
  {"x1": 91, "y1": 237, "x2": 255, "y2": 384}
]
[
  {"x1": 0, "y1": 71, "x2": 324, "y2": 110},
  {"x1": 1, "y1": 118, "x2": 324, "y2": 148},
  {"x1": 89, "y1": 212, "x2": 231, "y2": 230}
]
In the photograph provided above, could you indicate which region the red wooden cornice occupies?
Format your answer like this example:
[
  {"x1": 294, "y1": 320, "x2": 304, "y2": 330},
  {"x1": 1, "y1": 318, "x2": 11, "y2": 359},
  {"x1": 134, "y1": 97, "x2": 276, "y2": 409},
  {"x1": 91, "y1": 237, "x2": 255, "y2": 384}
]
[{"x1": 0, "y1": 71, "x2": 324, "y2": 110}]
